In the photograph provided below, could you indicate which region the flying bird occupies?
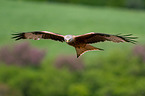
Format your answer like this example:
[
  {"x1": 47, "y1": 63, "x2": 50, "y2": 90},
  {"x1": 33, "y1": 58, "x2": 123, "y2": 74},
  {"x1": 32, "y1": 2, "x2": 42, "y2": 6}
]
[{"x1": 12, "y1": 31, "x2": 137, "y2": 58}]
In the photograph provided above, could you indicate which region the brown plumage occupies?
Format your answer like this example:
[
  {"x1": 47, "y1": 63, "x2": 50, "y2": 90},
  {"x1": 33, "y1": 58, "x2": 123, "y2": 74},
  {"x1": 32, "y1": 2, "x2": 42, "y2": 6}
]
[
  {"x1": 12, "y1": 31, "x2": 137, "y2": 58},
  {"x1": 12, "y1": 31, "x2": 64, "y2": 42}
]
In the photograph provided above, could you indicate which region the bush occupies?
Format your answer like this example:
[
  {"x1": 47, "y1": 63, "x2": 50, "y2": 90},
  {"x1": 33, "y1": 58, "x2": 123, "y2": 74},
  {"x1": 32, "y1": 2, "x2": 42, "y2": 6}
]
[
  {"x1": 0, "y1": 42, "x2": 45, "y2": 67},
  {"x1": 68, "y1": 84, "x2": 90, "y2": 96},
  {"x1": 0, "y1": 45, "x2": 145, "y2": 96},
  {"x1": 133, "y1": 44, "x2": 145, "y2": 62},
  {"x1": 54, "y1": 55, "x2": 84, "y2": 71},
  {"x1": 125, "y1": 0, "x2": 144, "y2": 9},
  {"x1": 0, "y1": 83, "x2": 22, "y2": 96},
  {"x1": 14, "y1": 0, "x2": 145, "y2": 9}
]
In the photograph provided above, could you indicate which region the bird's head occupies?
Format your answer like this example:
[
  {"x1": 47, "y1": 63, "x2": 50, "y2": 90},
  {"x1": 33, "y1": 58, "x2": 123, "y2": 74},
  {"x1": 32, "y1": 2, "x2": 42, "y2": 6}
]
[{"x1": 64, "y1": 35, "x2": 74, "y2": 43}]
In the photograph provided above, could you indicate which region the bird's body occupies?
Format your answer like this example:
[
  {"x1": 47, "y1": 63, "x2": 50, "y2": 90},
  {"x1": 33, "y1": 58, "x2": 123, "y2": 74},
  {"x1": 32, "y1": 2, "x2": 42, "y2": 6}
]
[
  {"x1": 12, "y1": 31, "x2": 137, "y2": 58},
  {"x1": 63, "y1": 34, "x2": 103, "y2": 57}
]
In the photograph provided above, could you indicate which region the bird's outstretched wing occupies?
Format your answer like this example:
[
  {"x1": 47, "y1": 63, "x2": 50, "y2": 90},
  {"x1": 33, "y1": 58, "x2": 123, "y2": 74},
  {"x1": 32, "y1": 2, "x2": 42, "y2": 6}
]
[
  {"x1": 75, "y1": 32, "x2": 137, "y2": 44},
  {"x1": 12, "y1": 31, "x2": 65, "y2": 42}
]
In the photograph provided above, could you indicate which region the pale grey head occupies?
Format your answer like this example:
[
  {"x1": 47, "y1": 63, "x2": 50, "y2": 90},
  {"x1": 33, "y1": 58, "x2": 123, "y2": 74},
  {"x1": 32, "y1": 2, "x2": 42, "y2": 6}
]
[{"x1": 64, "y1": 35, "x2": 74, "y2": 43}]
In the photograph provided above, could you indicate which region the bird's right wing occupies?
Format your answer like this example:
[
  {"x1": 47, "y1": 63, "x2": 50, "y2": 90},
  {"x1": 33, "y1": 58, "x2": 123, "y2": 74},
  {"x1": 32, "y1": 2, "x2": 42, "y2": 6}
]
[
  {"x1": 12, "y1": 31, "x2": 65, "y2": 42},
  {"x1": 75, "y1": 32, "x2": 137, "y2": 44}
]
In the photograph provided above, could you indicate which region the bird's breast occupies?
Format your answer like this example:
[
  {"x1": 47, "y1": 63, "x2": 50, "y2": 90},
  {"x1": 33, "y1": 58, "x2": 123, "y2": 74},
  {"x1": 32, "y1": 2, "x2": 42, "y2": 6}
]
[
  {"x1": 67, "y1": 41, "x2": 75, "y2": 46},
  {"x1": 67, "y1": 41, "x2": 85, "y2": 48}
]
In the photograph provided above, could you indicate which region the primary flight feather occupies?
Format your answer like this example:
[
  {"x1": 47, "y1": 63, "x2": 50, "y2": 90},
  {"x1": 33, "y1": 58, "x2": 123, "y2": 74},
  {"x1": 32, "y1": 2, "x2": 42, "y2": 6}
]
[{"x1": 12, "y1": 31, "x2": 137, "y2": 58}]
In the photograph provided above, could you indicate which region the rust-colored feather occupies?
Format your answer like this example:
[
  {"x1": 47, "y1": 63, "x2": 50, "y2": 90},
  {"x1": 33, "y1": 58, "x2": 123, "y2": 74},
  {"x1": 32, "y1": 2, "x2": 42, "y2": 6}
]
[{"x1": 75, "y1": 44, "x2": 103, "y2": 58}]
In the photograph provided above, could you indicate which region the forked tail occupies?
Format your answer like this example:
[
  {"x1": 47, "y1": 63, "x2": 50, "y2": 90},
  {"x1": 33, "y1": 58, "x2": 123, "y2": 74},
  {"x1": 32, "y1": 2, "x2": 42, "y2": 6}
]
[{"x1": 75, "y1": 44, "x2": 103, "y2": 58}]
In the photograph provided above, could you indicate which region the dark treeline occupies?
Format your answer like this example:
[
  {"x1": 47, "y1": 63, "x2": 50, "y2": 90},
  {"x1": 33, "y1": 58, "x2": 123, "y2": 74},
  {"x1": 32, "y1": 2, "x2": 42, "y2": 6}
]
[{"x1": 20, "y1": 0, "x2": 145, "y2": 9}]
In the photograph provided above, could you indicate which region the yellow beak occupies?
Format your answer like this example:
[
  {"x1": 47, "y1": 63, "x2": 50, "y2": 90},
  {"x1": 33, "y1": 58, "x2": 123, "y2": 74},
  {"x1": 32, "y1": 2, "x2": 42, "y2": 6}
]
[{"x1": 66, "y1": 40, "x2": 69, "y2": 42}]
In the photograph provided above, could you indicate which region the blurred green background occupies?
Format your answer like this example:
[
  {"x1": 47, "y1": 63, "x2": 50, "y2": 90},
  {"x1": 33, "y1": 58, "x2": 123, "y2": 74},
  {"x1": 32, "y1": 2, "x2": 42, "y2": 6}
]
[{"x1": 0, "y1": 0, "x2": 145, "y2": 96}]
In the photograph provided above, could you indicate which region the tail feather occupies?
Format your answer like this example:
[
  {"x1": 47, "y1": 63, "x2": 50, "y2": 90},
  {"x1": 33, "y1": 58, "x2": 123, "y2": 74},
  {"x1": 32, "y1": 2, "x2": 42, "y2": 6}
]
[{"x1": 75, "y1": 44, "x2": 103, "y2": 58}]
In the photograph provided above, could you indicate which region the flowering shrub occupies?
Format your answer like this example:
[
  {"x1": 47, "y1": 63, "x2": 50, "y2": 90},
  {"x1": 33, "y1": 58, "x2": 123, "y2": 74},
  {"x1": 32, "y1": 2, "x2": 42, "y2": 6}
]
[
  {"x1": 133, "y1": 44, "x2": 145, "y2": 62},
  {"x1": 0, "y1": 42, "x2": 45, "y2": 66},
  {"x1": 0, "y1": 83, "x2": 22, "y2": 96},
  {"x1": 54, "y1": 55, "x2": 84, "y2": 71}
]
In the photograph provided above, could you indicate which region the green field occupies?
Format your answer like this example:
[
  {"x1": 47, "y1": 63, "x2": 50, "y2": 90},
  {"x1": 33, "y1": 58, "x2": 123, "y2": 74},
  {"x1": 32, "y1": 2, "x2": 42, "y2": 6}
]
[
  {"x1": 1, "y1": 0, "x2": 145, "y2": 59},
  {"x1": 0, "y1": 0, "x2": 145, "y2": 96}
]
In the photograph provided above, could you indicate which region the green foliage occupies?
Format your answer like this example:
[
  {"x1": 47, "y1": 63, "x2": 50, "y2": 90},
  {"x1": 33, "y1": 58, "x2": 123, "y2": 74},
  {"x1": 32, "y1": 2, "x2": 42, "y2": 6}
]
[
  {"x1": 12, "y1": 0, "x2": 145, "y2": 9},
  {"x1": 68, "y1": 84, "x2": 90, "y2": 96},
  {"x1": 0, "y1": 64, "x2": 74, "y2": 96},
  {"x1": 106, "y1": 0, "x2": 125, "y2": 7},
  {"x1": 0, "y1": 83, "x2": 22, "y2": 96},
  {"x1": 0, "y1": 49, "x2": 145, "y2": 96}
]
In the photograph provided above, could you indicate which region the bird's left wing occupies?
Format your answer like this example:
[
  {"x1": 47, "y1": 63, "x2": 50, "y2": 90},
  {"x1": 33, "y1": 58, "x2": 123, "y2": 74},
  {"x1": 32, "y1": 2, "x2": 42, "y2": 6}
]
[
  {"x1": 75, "y1": 32, "x2": 137, "y2": 44},
  {"x1": 12, "y1": 31, "x2": 65, "y2": 42}
]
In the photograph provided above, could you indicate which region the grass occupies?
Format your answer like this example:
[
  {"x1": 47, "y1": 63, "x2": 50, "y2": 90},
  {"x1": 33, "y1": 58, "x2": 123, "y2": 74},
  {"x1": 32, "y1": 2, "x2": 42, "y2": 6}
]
[{"x1": 0, "y1": 0, "x2": 145, "y2": 60}]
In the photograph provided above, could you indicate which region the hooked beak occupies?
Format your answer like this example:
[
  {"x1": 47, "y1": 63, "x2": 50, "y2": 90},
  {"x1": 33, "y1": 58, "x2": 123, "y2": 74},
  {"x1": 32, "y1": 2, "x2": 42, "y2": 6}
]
[{"x1": 66, "y1": 40, "x2": 69, "y2": 42}]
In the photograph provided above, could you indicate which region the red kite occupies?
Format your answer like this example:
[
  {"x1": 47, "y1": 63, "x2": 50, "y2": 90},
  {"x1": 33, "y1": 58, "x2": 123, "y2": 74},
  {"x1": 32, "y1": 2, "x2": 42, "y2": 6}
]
[{"x1": 12, "y1": 31, "x2": 137, "y2": 58}]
